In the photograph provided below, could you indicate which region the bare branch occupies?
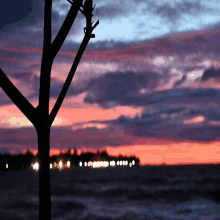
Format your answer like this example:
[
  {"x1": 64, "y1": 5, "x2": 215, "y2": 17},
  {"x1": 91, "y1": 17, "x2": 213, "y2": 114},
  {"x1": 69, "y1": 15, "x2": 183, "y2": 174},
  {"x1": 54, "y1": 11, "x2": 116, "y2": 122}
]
[
  {"x1": 80, "y1": 0, "x2": 99, "y2": 38},
  {"x1": 49, "y1": 13, "x2": 99, "y2": 126},
  {"x1": 92, "y1": 19, "x2": 99, "y2": 31},
  {"x1": 38, "y1": 0, "x2": 53, "y2": 116},
  {"x1": 0, "y1": 68, "x2": 37, "y2": 126},
  {"x1": 66, "y1": 0, "x2": 73, "y2": 3},
  {"x1": 49, "y1": 35, "x2": 90, "y2": 126},
  {"x1": 49, "y1": 0, "x2": 99, "y2": 126},
  {"x1": 43, "y1": 0, "x2": 52, "y2": 49},
  {"x1": 51, "y1": 0, "x2": 83, "y2": 60}
]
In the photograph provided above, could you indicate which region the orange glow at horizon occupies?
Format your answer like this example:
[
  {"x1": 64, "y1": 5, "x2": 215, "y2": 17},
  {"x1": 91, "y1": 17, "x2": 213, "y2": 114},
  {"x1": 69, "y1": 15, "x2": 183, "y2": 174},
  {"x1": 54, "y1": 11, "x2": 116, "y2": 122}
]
[
  {"x1": 105, "y1": 141, "x2": 220, "y2": 165},
  {"x1": 28, "y1": 141, "x2": 220, "y2": 166}
]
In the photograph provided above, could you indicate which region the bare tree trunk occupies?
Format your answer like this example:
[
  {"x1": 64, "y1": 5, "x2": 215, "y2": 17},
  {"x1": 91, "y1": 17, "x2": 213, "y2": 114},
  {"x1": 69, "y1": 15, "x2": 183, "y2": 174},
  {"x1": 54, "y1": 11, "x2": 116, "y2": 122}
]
[
  {"x1": 36, "y1": 124, "x2": 51, "y2": 220},
  {"x1": 0, "y1": 2, "x2": 99, "y2": 220}
]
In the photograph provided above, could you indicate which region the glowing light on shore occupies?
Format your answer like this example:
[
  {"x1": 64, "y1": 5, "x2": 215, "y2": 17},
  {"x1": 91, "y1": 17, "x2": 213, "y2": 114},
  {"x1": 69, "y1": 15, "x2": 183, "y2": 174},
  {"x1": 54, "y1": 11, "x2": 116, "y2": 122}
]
[
  {"x1": 92, "y1": 161, "x2": 109, "y2": 168},
  {"x1": 59, "y1": 161, "x2": 63, "y2": 168},
  {"x1": 67, "y1": 161, "x2": 70, "y2": 168},
  {"x1": 110, "y1": 161, "x2": 115, "y2": 166},
  {"x1": 78, "y1": 159, "x2": 133, "y2": 168},
  {"x1": 33, "y1": 162, "x2": 39, "y2": 171}
]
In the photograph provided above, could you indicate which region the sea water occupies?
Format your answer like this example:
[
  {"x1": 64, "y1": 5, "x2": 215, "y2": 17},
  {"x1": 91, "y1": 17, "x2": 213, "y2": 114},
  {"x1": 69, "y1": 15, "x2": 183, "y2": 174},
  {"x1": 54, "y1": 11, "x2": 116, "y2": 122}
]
[{"x1": 1, "y1": 165, "x2": 220, "y2": 220}]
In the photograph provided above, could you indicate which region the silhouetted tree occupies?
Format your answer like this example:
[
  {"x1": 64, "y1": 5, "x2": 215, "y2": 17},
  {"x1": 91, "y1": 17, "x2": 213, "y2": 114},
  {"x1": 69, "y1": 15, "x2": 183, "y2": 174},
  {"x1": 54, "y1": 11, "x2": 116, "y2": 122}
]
[
  {"x1": 66, "y1": 148, "x2": 71, "y2": 155},
  {"x1": 73, "y1": 148, "x2": 78, "y2": 156},
  {"x1": 100, "y1": 150, "x2": 108, "y2": 157},
  {"x1": 59, "y1": 149, "x2": 64, "y2": 156},
  {"x1": 0, "y1": 0, "x2": 99, "y2": 219}
]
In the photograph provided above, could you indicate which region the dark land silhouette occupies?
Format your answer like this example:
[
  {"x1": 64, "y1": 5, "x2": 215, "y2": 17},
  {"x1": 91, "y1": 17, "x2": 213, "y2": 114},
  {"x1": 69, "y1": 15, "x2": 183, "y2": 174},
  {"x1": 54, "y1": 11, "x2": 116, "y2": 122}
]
[{"x1": 0, "y1": 149, "x2": 140, "y2": 171}]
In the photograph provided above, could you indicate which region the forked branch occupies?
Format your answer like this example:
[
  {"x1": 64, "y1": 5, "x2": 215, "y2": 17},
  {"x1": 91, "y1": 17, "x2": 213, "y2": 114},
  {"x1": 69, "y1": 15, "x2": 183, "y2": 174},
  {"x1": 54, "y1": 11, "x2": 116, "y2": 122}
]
[
  {"x1": 49, "y1": 0, "x2": 99, "y2": 126},
  {"x1": 51, "y1": 0, "x2": 83, "y2": 60}
]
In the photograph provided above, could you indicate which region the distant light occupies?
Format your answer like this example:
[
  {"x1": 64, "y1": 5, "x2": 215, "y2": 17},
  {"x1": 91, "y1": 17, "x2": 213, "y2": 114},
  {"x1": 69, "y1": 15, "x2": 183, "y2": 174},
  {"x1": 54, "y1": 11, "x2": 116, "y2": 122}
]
[
  {"x1": 84, "y1": 162, "x2": 87, "y2": 166},
  {"x1": 126, "y1": 160, "x2": 128, "y2": 166},
  {"x1": 6, "y1": 164, "x2": 8, "y2": 169},
  {"x1": 117, "y1": 161, "x2": 119, "y2": 165},
  {"x1": 120, "y1": 161, "x2": 122, "y2": 166},
  {"x1": 104, "y1": 161, "x2": 109, "y2": 167},
  {"x1": 129, "y1": 162, "x2": 132, "y2": 167},
  {"x1": 67, "y1": 161, "x2": 70, "y2": 168},
  {"x1": 59, "y1": 161, "x2": 63, "y2": 168},
  {"x1": 50, "y1": 163, "x2": 52, "y2": 169},
  {"x1": 110, "y1": 161, "x2": 115, "y2": 166},
  {"x1": 132, "y1": 160, "x2": 135, "y2": 165},
  {"x1": 33, "y1": 162, "x2": 39, "y2": 171},
  {"x1": 79, "y1": 161, "x2": 82, "y2": 167}
]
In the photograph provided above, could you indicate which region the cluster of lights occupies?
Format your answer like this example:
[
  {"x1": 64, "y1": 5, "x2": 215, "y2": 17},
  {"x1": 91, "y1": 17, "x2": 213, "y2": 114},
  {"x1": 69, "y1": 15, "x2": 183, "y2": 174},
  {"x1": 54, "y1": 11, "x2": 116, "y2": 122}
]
[
  {"x1": 30, "y1": 159, "x2": 136, "y2": 170},
  {"x1": 31, "y1": 160, "x2": 71, "y2": 171},
  {"x1": 79, "y1": 160, "x2": 135, "y2": 168},
  {"x1": 54, "y1": 160, "x2": 71, "y2": 170},
  {"x1": 93, "y1": 161, "x2": 109, "y2": 168}
]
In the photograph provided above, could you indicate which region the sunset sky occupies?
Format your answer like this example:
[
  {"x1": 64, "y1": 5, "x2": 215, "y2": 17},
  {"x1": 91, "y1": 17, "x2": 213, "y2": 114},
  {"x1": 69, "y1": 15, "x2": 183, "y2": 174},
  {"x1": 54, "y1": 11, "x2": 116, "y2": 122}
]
[{"x1": 1, "y1": 0, "x2": 220, "y2": 166}]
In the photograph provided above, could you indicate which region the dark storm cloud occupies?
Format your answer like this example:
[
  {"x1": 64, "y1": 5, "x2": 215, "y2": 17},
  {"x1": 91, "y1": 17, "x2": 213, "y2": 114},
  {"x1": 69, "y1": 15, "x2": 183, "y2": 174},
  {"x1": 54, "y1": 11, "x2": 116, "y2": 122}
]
[
  {"x1": 83, "y1": 69, "x2": 220, "y2": 108},
  {"x1": 139, "y1": 0, "x2": 208, "y2": 22},
  {"x1": 177, "y1": 125, "x2": 220, "y2": 142},
  {"x1": 116, "y1": 112, "x2": 162, "y2": 127},
  {"x1": 194, "y1": 35, "x2": 208, "y2": 44},
  {"x1": 0, "y1": 0, "x2": 44, "y2": 31},
  {"x1": 94, "y1": 4, "x2": 125, "y2": 19},
  {"x1": 157, "y1": 105, "x2": 186, "y2": 114},
  {"x1": 27, "y1": 75, "x2": 89, "y2": 101},
  {"x1": 0, "y1": 0, "x2": 79, "y2": 49},
  {"x1": 49, "y1": 77, "x2": 88, "y2": 98},
  {"x1": 173, "y1": 75, "x2": 187, "y2": 88},
  {"x1": 84, "y1": 70, "x2": 165, "y2": 107},
  {"x1": 178, "y1": 66, "x2": 205, "y2": 74},
  {"x1": 51, "y1": 101, "x2": 220, "y2": 145},
  {"x1": 201, "y1": 67, "x2": 220, "y2": 82},
  {"x1": 3, "y1": 139, "x2": 19, "y2": 144},
  {"x1": 87, "y1": 39, "x2": 129, "y2": 50},
  {"x1": 104, "y1": 105, "x2": 220, "y2": 142},
  {"x1": 155, "y1": 1, "x2": 205, "y2": 21}
]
